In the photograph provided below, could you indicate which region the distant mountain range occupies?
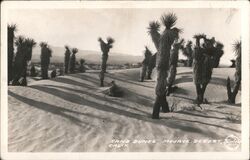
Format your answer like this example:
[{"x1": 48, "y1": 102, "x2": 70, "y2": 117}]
[{"x1": 31, "y1": 46, "x2": 143, "y2": 64}]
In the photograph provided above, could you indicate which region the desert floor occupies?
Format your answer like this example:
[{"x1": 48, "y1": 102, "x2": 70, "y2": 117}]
[{"x1": 8, "y1": 67, "x2": 241, "y2": 152}]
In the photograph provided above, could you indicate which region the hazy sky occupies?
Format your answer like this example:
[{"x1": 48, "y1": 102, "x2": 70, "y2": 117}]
[{"x1": 7, "y1": 8, "x2": 240, "y2": 65}]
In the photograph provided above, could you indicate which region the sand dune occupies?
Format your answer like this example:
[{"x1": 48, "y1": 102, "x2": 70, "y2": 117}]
[{"x1": 8, "y1": 67, "x2": 241, "y2": 152}]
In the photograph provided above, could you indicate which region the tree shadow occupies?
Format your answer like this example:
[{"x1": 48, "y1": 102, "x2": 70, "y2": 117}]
[
  {"x1": 174, "y1": 73, "x2": 238, "y2": 90},
  {"x1": 48, "y1": 75, "x2": 155, "y2": 108},
  {"x1": 70, "y1": 73, "x2": 106, "y2": 86},
  {"x1": 175, "y1": 110, "x2": 229, "y2": 121},
  {"x1": 205, "y1": 109, "x2": 239, "y2": 117},
  {"x1": 173, "y1": 87, "x2": 190, "y2": 96},
  {"x1": 173, "y1": 117, "x2": 241, "y2": 133},
  {"x1": 29, "y1": 85, "x2": 151, "y2": 119},
  {"x1": 105, "y1": 73, "x2": 154, "y2": 89},
  {"x1": 171, "y1": 94, "x2": 194, "y2": 102},
  {"x1": 9, "y1": 91, "x2": 89, "y2": 127},
  {"x1": 42, "y1": 84, "x2": 150, "y2": 115},
  {"x1": 26, "y1": 85, "x2": 223, "y2": 137},
  {"x1": 50, "y1": 77, "x2": 96, "y2": 90},
  {"x1": 8, "y1": 91, "x2": 123, "y2": 127}
]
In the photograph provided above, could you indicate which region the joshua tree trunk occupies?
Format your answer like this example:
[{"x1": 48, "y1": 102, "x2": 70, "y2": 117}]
[
  {"x1": 140, "y1": 64, "x2": 147, "y2": 82},
  {"x1": 166, "y1": 39, "x2": 183, "y2": 95},
  {"x1": 40, "y1": 43, "x2": 52, "y2": 79},
  {"x1": 140, "y1": 46, "x2": 152, "y2": 82},
  {"x1": 69, "y1": 53, "x2": 76, "y2": 73},
  {"x1": 166, "y1": 65, "x2": 177, "y2": 96},
  {"x1": 12, "y1": 55, "x2": 25, "y2": 85},
  {"x1": 147, "y1": 53, "x2": 156, "y2": 79},
  {"x1": 188, "y1": 58, "x2": 193, "y2": 67},
  {"x1": 30, "y1": 65, "x2": 37, "y2": 77},
  {"x1": 227, "y1": 77, "x2": 240, "y2": 104},
  {"x1": 8, "y1": 25, "x2": 16, "y2": 85},
  {"x1": 100, "y1": 54, "x2": 108, "y2": 87},
  {"x1": 227, "y1": 41, "x2": 241, "y2": 104},
  {"x1": 102, "y1": 54, "x2": 108, "y2": 73},
  {"x1": 153, "y1": 69, "x2": 170, "y2": 119},
  {"x1": 64, "y1": 46, "x2": 71, "y2": 74},
  {"x1": 69, "y1": 48, "x2": 78, "y2": 74}
]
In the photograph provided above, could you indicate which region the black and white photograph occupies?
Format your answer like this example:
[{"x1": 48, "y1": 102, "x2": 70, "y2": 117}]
[{"x1": 1, "y1": 1, "x2": 249, "y2": 160}]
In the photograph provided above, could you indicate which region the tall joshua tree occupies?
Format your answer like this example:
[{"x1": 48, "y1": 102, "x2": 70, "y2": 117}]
[
  {"x1": 98, "y1": 37, "x2": 114, "y2": 87},
  {"x1": 147, "y1": 21, "x2": 161, "y2": 79},
  {"x1": 22, "y1": 38, "x2": 36, "y2": 85},
  {"x1": 227, "y1": 40, "x2": 241, "y2": 104},
  {"x1": 193, "y1": 34, "x2": 215, "y2": 105},
  {"x1": 12, "y1": 36, "x2": 26, "y2": 85},
  {"x1": 64, "y1": 45, "x2": 71, "y2": 74},
  {"x1": 140, "y1": 46, "x2": 152, "y2": 82},
  {"x1": 181, "y1": 40, "x2": 193, "y2": 67},
  {"x1": 69, "y1": 48, "x2": 78, "y2": 73},
  {"x1": 152, "y1": 13, "x2": 181, "y2": 119},
  {"x1": 8, "y1": 24, "x2": 16, "y2": 84},
  {"x1": 166, "y1": 38, "x2": 184, "y2": 95},
  {"x1": 40, "y1": 42, "x2": 52, "y2": 79},
  {"x1": 213, "y1": 42, "x2": 224, "y2": 68}
]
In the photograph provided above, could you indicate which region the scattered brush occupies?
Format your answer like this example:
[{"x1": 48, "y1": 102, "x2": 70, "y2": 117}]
[
  {"x1": 226, "y1": 113, "x2": 241, "y2": 123},
  {"x1": 170, "y1": 99, "x2": 180, "y2": 112}
]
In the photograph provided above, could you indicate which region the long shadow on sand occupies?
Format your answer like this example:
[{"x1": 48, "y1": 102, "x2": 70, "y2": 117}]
[
  {"x1": 173, "y1": 117, "x2": 240, "y2": 133},
  {"x1": 175, "y1": 110, "x2": 230, "y2": 121},
  {"x1": 174, "y1": 74, "x2": 239, "y2": 90},
  {"x1": 51, "y1": 77, "x2": 98, "y2": 90},
  {"x1": 26, "y1": 85, "x2": 237, "y2": 138},
  {"x1": 42, "y1": 84, "x2": 150, "y2": 115},
  {"x1": 104, "y1": 73, "x2": 154, "y2": 89},
  {"x1": 8, "y1": 91, "x2": 123, "y2": 127},
  {"x1": 49, "y1": 76, "x2": 155, "y2": 107}
]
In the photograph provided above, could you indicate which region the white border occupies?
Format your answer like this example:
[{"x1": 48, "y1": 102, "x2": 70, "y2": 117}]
[{"x1": 1, "y1": 1, "x2": 249, "y2": 160}]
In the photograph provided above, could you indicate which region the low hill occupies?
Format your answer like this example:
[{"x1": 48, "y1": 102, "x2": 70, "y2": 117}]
[{"x1": 31, "y1": 46, "x2": 143, "y2": 64}]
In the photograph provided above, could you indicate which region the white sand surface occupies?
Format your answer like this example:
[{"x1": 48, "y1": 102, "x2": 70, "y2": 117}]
[{"x1": 8, "y1": 67, "x2": 241, "y2": 152}]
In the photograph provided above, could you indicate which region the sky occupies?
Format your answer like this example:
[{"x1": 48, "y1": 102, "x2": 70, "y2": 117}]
[{"x1": 7, "y1": 8, "x2": 241, "y2": 65}]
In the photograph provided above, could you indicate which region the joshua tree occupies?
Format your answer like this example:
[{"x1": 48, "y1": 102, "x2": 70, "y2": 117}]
[
  {"x1": 22, "y1": 38, "x2": 36, "y2": 85},
  {"x1": 51, "y1": 69, "x2": 57, "y2": 78},
  {"x1": 12, "y1": 37, "x2": 36, "y2": 86},
  {"x1": 147, "y1": 21, "x2": 161, "y2": 79},
  {"x1": 64, "y1": 45, "x2": 71, "y2": 74},
  {"x1": 166, "y1": 39, "x2": 184, "y2": 95},
  {"x1": 140, "y1": 46, "x2": 152, "y2": 82},
  {"x1": 79, "y1": 58, "x2": 86, "y2": 73},
  {"x1": 230, "y1": 59, "x2": 236, "y2": 68},
  {"x1": 40, "y1": 42, "x2": 52, "y2": 79},
  {"x1": 98, "y1": 37, "x2": 114, "y2": 87},
  {"x1": 180, "y1": 40, "x2": 193, "y2": 67},
  {"x1": 213, "y1": 42, "x2": 224, "y2": 68},
  {"x1": 12, "y1": 36, "x2": 26, "y2": 85},
  {"x1": 152, "y1": 13, "x2": 181, "y2": 119},
  {"x1": 193, "y1": 34, "x2": 215, "y2": 105},
  {"x1": 8, "y1": 24, "x2": 16, "y2": 85},
  {"x1": 69, "y1": 48, "x2": 78, "y2": 73},
  {"x1": 227, "y1": 40, "x2": 241, "y2": 104},
  {"x1": 30, "y1": 65, "x2": 37, "y2": 77}
]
